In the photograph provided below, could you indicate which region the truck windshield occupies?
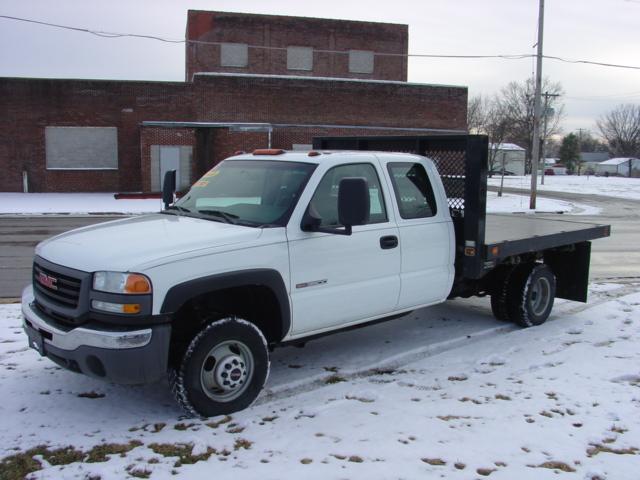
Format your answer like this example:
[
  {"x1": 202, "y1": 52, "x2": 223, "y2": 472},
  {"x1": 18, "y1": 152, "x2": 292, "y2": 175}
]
[{"x1": 170, "y1": 160, "x2": 316, "y2": 227}]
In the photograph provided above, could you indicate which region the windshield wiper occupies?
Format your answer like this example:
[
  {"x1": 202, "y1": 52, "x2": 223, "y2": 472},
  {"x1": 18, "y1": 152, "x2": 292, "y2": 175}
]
[
  {"x1": 164, "y1": 205, "x2": 191, "y2": 213},
  {"x1": 197, "y1": 209, "x2": 239, "y2": 224}
]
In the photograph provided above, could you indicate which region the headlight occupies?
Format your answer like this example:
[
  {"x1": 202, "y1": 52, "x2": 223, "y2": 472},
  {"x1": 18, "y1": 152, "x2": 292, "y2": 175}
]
[{"x1": 93, "y1": 272, "x2": 152, "y2": 294}]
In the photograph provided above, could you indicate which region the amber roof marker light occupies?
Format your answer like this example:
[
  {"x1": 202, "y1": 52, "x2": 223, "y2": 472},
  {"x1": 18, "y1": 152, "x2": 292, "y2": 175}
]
[{"x1": 252, "y1": 149, "x2": 285, "y2": 155}]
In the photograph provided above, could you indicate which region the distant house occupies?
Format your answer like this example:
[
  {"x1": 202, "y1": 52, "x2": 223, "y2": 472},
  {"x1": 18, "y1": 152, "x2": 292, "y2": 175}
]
[
  {"x1": 595, "y1": 158, "x2": 640, "y2": 177},
  {"x1": 490, "y1": 143, "x2": 526, "y2": 175},
  {"x1": 581, "y1": 152, "x2": 610, "y2": 175}
]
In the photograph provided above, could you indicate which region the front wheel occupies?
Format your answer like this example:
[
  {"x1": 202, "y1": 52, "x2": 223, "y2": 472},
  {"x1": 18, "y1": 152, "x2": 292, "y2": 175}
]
[
  {"x1": 170, "y1": 317, "x2": 270, "y2": 417},
  {"x1": 507, "y1": 263, "x2": 556, "y2": 328}
]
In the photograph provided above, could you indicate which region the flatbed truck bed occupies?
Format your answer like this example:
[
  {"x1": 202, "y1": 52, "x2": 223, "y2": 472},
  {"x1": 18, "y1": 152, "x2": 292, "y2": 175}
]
[{"x1": 484, "y1": 214, "x2": 610, "y2": 261}]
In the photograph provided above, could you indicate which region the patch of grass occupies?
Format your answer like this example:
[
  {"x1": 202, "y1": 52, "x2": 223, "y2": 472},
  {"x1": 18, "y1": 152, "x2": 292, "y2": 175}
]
[
  {"x1": 421, "y1": 457, "x2": 446, "y2": 466},
  {"x1": 348, "y1": 455, "x2": 364, "y2": 463},
  {"x1": 345, "y1": 395, "x2": 375, "y2": 403},
  {"x1": 454, "y1": 462, "x2": 466, "y2": 470},
  {"x1": 77, "y1": 391, "x2": 105, "y2": 399},
  {"x1": 587, "y1": 444, "x2": 638, "y2": 457},
  {"x1": 0, "y1": 449, "x2": 43, "y2": 480},
  {"x1": 529, "y1": 461, "x2": 576, "y2": 472},
  {"x1": 459, "y1": 397, "x2": 482, "y2": 404},
  {"x1": 323, "y1": 366, "x2": 339, "y2": 372},
  {"x1": 539, "y1": 410, "x2": 553, "y2": 418},
  {"x1": 148, "y1": 443, "x2": 217, "y2": 467},
  {"x1": 152, "y1": 423, "x2": 166, "y2": 433},
  {"x1": 173, "y1": 423, "x2": 196, "y2": 431},
  {"x1": 0, "y1": 445, "x2": 84, "y2": 480},
  {"x1": 127, "y1": 466, "x2": 152, "y2": 478},
  {"x1": 86, "y1": 441, "x2": 143, "y2": 463},
  {"x1": 331, "y1": 454, "x2": 347, "y2": 460},
  {"x1": 234, "y1": 438, "x2": 253, "y2": 450},
  {"x1": 437, "y1": 415, "x2": 470, "y2": 421},
  {"x1": 476, "y1": 467, "x2": 496, "y2": 476},
  {"x1": 324, "y1": 374, "x2": 346, "y2": 384},
  {"x1": 42, "y1": 446, "x2": 85, "y2": 465},
  {"x1": 226, "y1": 425, "x2": 245, "y2": 434},
  {"x1": 611, "y1": 425, "x2": 628, "y2": 434},
  {"x1": 370, "y1": 367, "x2": 398, "y2": 376},
  {"x1": 494, "y1": 394, "x2": 511, "y2": 401},
  {"x1": 262, "y1": 415, "x2": 278, "y2": 423},
  {"x1": 300, "y1": 458, "x2": 313, "y2": 464},
  {"x1": 447, "y1": 375, "x2": 468, "y2": 382},
  {"x1": 205, "y1": 416, "x2": 232, "y2": 429}
]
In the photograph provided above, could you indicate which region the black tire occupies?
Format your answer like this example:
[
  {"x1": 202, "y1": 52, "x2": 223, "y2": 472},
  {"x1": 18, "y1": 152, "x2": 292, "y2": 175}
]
[
  {"x1": 506, "y1": 263, "x2": 556, "y2": 328},
  {"x1": 169, "y1": 317, "x2": 270, "y2": 418},
  {"x1": 490, "y1": 266, "x2": 516, "y2": 321}
]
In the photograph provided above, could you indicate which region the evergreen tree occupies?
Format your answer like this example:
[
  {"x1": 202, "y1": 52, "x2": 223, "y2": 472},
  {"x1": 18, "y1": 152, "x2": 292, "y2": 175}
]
[{"x1": 559, "y1": 133, "x2": 581, "y2": 174}]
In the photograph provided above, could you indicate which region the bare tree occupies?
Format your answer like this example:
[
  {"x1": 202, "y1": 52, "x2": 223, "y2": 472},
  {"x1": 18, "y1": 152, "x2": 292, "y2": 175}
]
[
  {"x1": 468, "y1": 94, "x2": 489, "y2": 134},
  {"x1": 596, "y1": 104, "x2": 640, "y2": 158},
  {"x1": 499, "y1": 78, "x2": 564, "y2": 172},
  {"x1": 467, "y1": 94, "x2": 509, "y2": 173}
]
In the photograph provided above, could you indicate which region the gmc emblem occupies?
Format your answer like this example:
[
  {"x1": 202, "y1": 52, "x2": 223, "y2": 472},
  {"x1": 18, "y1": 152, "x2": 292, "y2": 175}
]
[{"x1": 37, "y1": 272, "x2": 58, "y2": 290}]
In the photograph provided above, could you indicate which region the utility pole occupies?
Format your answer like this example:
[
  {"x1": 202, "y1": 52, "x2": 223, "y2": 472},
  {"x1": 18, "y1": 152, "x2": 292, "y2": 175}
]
[
  {"x1": 576, "y1": 128, "x2": 588, "y2": 175},
  {"x1": 530, "y1": 0, "x2": 545, "y2": 210},
  {"x1": 541, "y1": 92, "x2": 559, "y2": 185}
]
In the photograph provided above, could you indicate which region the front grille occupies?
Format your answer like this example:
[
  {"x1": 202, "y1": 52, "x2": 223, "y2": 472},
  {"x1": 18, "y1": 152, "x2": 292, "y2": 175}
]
[{"x1": 33, "y1": 261, "x2": 82, "y2": 309}]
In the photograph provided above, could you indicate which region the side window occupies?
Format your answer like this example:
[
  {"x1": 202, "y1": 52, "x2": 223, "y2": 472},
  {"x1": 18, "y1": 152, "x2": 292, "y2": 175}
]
[
  {"x1": 309, "y1": 163, "x2": 387, "y2": 227},
  {"x1": 387, "y1": 162, "x2": 438, "y2": 219}
]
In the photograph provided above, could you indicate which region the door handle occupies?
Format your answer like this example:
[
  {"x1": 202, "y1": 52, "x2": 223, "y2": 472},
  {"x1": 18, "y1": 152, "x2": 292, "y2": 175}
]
[{"x1": 380, "y1": 235, "x2": 398, "y2": 249}]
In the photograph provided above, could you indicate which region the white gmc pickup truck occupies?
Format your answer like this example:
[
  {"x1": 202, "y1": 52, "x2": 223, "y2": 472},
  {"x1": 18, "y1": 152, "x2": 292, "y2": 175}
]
[{"x1": 22, "y1": 135, "x2": 610, "y2": 417}]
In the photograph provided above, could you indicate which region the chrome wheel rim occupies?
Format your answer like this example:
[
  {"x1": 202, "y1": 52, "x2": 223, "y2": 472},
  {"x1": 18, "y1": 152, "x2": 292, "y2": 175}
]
[
  {"x1": 530, "y1": 277, "x2": 551, "y2": 316},
  {"x1": 200, "y1": 340, "x2": 254, "y2": 402}
]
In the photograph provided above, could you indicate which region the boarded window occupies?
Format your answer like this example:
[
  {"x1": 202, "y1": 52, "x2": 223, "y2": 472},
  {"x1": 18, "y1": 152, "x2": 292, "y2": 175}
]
[
  {"x1": 220, "y1": 43, "x2": 248, "y2": 67},
  {"x1": 287, "y1": 46, "x2": 313, "y2": 71},
  {"x1": 45, "y1": 127, "x2": 118, "y2": 170},
  {"x1": 348, "y1": 50, "x2": 374, "y2": 74}
]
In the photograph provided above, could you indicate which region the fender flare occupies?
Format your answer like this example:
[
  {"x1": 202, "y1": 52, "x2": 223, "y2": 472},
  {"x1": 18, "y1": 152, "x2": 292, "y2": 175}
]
[{"x1": 160, "y1": 269, "x2": 291, "y2": 341}]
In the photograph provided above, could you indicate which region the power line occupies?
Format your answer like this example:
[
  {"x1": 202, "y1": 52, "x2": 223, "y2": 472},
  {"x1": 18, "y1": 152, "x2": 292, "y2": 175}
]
[{"x1": 1, "y1": 14, "x2": 640, "y2": 71}]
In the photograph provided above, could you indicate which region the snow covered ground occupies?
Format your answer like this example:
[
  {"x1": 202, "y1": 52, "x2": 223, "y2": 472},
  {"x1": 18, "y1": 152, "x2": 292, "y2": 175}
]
[
  {"x1": 1, "y1": 283, "x2": 639, "y2": 479},
  {"x1": 485, "y1": 192, "x2": 600, "y2": 215},
  {"x1": 0, "y1": 191, "x2": 598, "y2": 216},
  {"x1": 487, "y1": 175, "x2": 640, "y2": 201},
  {"x1": 0, "y1": 193, "x2": 163, "y2": 215}
]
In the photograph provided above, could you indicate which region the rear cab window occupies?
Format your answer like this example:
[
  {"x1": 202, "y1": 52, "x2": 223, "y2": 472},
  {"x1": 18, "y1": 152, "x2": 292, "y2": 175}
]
[{"x1": 387, "y1": 162, "x2": 438, "y2": 219}]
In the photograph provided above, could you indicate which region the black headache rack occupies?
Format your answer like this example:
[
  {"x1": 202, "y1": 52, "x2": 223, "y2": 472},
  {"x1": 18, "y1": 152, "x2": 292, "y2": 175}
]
[
  {"x1": 313, "y1": 134, "x2": 489, "y2": 279},
  {"x1": 312, "y1": 134, "x2": 611, "y2": 285}
]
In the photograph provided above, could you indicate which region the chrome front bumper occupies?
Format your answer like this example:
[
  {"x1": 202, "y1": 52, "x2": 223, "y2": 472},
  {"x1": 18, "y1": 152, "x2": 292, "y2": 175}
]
[
  {"x1": 21, "y1": 285, "x2": 152, "y2": 350},
  {"x1": 21, "y1": 285, "x2": 171, "y2": 384}
]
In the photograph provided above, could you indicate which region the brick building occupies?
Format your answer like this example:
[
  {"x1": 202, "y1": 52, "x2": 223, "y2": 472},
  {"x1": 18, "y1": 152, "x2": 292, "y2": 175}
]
[{"x1": 0, "y1": 10, "x2": 467, "y2": 193}]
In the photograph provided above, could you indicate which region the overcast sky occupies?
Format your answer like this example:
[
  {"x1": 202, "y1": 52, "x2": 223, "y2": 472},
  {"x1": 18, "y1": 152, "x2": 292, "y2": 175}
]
[{"x1": 1, "y1": 0, "x2": 639, "y2": 135}]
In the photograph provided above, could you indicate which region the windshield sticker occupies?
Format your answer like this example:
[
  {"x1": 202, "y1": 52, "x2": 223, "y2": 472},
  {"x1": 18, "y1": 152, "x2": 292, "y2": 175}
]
[
  {"x1": 203, "y1": 169, "x2": 220, "y2": 178},
  {"x1": 193, "y1": 180, "x2": 209, "y2": 188}
]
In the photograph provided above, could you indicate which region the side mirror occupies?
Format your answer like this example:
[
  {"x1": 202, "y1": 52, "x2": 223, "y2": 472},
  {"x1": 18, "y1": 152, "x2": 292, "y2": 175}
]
[
  {"x1": 162, "y1": 170, "x2": 176, "y2": 209},
  {"x1": 301, "y1": 177, "x2": 369, "y2": 236},
  {"x1": 338, "y1": 177, "x2": 370, "y2": 232}
]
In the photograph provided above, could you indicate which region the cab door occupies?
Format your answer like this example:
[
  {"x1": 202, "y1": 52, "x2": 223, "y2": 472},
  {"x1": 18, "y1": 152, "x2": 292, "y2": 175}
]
[
  {"x1": 384, "y1": 160, "x2": 454, "y2": 309},
  {"x1": 287, "y1": 161, "x2": 401, "y2": 336}
]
